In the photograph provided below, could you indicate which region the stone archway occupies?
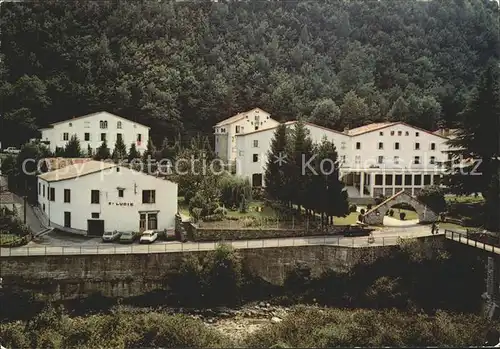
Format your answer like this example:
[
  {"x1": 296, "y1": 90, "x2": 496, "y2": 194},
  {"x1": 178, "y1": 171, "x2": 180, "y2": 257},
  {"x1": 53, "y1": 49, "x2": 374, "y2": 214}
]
[{"x1": 362, "y1": 190, "x2": 438, "y2": 225}]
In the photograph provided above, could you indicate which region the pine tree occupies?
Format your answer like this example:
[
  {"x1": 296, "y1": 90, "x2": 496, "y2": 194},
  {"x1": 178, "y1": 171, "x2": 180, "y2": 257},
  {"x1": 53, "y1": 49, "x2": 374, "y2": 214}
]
[
  {"x1": 142, "y1": 138, "x2": 156, "y2": 162},
  {"x1": 160, "y1": 137, "x2": 175, "y2": 159},
  {"x1": 94, "y1": 140, "x2": 111, "y2": 160},
  {"x1": 264, "y1": 124, "x2": 288, "y2": 202},
  {"x1": 446, "y1": 64, "x2": 500, "y2": 231},
  {"x1": 63, "y1": 135, "x2": 82, "y2": 158},
  {"x1": 287, "y1": 119, "x2": 315, "y2": 213},
  {"x1": 112, "y1": 135, "x2": 127, "y2": 162},
  {"x1": 128, "y1": 143, "x2": 140, "y2": 162}
]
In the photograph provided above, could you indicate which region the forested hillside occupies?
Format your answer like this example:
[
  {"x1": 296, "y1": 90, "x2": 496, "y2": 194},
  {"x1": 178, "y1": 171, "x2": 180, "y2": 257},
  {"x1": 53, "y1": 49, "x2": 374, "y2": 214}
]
[{"x1": 1, "y1": 0, "x2": 498, "y2": 146}]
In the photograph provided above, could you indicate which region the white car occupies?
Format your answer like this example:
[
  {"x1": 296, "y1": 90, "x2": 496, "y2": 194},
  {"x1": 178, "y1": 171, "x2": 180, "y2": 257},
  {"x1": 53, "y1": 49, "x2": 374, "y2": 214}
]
[
  {"x1": 4, "y1": 147, "x2": 20, "y2": 154},
  {"x1": 102, "y1": 230, "x2": 121, "y2": 242},
  {"x1": 139, "y1": 230, "x2": 158, "y2": 244}
]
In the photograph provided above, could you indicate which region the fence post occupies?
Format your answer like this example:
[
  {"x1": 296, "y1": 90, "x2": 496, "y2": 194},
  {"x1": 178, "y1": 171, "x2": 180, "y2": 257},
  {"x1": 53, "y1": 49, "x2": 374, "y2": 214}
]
[
  {"x1": 352, "y1": 238, "x2": 354, "y2": 247},
  {"x1": 292, "y1": 216, "x2": 294, "y2": 229},
  {"x1": 45, "y1": 246, "x2": 47, "y2": 256},
  {"x1": 337, "y1": 237, "x2": 340, "y2": 246},
  {"x1": 383, "y1": 237, "x2": 385, "y2": 246}
]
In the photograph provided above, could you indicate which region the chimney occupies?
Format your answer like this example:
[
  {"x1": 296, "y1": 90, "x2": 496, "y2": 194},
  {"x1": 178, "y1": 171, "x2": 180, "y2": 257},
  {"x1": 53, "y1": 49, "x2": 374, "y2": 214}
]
[{"x1": 343, "y1": 126, "x2": 349, "y2": 134}]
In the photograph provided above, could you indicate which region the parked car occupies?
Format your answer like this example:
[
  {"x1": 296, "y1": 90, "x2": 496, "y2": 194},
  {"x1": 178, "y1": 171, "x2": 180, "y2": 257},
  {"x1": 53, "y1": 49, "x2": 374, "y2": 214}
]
[
  {"x1": 102, "y1": 230, "x2": 121, "y2": 242},
  {"x1": 139, "y1": 230, "x2": 158, "y2": 244},
  {"x1": 119, "y1": 231, "x2": 139, "y2": 243},
  {"x1": 343, "y1": 225, "x2": 371, "y2": 237},
  {"x1": 4, "y1": 147, "x2": 20, "y2": 154}
]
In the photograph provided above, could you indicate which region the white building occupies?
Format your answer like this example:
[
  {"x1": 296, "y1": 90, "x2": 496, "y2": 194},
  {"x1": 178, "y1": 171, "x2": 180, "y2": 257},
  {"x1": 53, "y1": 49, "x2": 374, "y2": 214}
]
[
  {"x1": 214, "y1": 108, "x2": 280, "y2": 162},
  {"x1": 39, "y1": 111, "x2": 150, "y2": 155},
  {"x1": 37, "y1": 160, "x2": 177, "y2": 235},
  {"x1": 231, "y1": 118, "x2": 451, "y2": 199}
]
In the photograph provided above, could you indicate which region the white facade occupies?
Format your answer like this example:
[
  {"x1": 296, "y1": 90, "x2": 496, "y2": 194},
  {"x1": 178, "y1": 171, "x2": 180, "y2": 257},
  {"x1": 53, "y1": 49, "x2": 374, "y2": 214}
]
[
  {"x1": 39, "y1": 111, "x2": 150, "y2": 155},
  {"x1": 231, "y1": 119, "x2": 451, "y2": 198},
  {"x1": 214, "y1": 108, "x2": 280, "y2": 162},
  {"x1": 37, "y1": 161, "x2": 177, "y2": 235},
  {"x1": 235, "y1": 121, "x2": 350, "y2": 187}
]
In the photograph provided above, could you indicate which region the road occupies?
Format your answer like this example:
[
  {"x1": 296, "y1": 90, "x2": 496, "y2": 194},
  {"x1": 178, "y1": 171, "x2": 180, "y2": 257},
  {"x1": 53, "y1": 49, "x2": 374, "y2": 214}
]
[{"x1": 0, "y1": 227, "x2": 437, "y2": 257}]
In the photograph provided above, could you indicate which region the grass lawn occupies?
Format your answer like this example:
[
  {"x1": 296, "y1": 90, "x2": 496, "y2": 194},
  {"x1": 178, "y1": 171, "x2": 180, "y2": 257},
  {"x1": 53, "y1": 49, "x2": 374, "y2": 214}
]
[
  {"x1": 332, "y1": 212, "x2": 360, "y2": 225},
  {"x1": 390, "y1": 208, "x2": 419, "y2": 221},
  {"x1": 445, "y1": 195, "x2": 485, "y2": 204},
  {"x1": 0, "y1": 233, "x2": 24, "y2": 246}
]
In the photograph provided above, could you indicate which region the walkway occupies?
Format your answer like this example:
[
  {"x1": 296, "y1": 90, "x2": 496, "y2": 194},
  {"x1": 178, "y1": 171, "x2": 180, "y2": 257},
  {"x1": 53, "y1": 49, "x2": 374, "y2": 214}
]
[
  {"x1": 444, "y1": 230, "x2": 500, "y2": 255},
  {"x1": 0, "y1": 229, "x2": 436, "y2": 257}
]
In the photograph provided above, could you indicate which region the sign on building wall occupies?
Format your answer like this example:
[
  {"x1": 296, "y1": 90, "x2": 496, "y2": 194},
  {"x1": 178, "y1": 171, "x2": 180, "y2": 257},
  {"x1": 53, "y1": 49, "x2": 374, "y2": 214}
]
[{"x1": 108, "y1": 202, "x2": 134, "y2": 206}]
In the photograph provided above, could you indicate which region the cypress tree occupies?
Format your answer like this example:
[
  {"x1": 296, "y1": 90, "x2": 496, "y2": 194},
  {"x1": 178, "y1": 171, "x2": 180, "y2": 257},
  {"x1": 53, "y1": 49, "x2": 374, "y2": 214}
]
[
  {"x1": 112, "y1": 135, "x2": 128, "y2": 162},
  {"x1": 264, "y1": 124, "x2": 289, "y2": 203},
  {"x1": 63, "y1": 135, "x2": 82, "y2": 158},
  {"x1": 94, "y1": 140, "x2": 111, "y2": 160}
]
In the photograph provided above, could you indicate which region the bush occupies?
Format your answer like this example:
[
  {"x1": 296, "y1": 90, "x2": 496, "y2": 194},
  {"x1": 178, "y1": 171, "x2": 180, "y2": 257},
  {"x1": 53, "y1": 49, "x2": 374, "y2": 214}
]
[
  {"x1": 417, "y1": 185, "x2": 447, "y2": 213},
  {"x1": 389, "y1": 209, "x2": 394, "y2": 217},
  {"x1": 201, "y1": 214, "x2": 224, "y2": 222},
  {"x1": 400, "y1": 212, "x2": 406, "y2": 220},
  {"x1": 220, "y1": 175, "x2": 252, "y2": 209},
  {"x1": 367, "y1": 204, "x2": 373, "y2": 210},
  {"x1": 349, "y1": 204, "x2": 357, "y2": 213},
  {"x1": 213, "y1": 206, "x2": 227, "y2": 216},
  {"x1": 360, "y1": 209, "x2": 365, "y2": 214}
]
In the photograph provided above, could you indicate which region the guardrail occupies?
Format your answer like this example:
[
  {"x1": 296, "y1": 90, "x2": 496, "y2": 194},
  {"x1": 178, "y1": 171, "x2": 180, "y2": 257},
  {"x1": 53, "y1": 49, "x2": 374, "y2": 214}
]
[
  {"x1": 444, "y1": 229, "x2": 500, "y2": 255},
  {"x1": 0, "y1": 234, "x2": 426, "y2": 257}
]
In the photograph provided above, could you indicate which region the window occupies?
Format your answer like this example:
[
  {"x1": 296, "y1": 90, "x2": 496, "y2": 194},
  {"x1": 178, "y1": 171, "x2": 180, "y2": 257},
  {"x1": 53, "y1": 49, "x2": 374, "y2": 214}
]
[
  {"x1": 430, "y1": 142, "x2": 436, "y2": 150},
  {"x1": 118, "y1": 189, "x2": 124, "y2": 198},
  {"x1": 430, "y1": 156, "x2": 436, "y2": 164},
  {"x1": 398, "y1": 131, "x2": 402, "y2": 136},
  {"x1": 255, "y1": 126, "x2": 259, "y2": 131},
  {"x1": 355, "y1": 155, "x2": 361, "y2": 164},
  {"x1": 415, "y1": 142, "x2": 420, "y2": 150},
  {"x1": 405, "y1": 131, "x2": 409, "y2": 136},
  {"x1": 235, "y1": 126, "x2": 241, "y2": 134},
  {"x1": 415, "y1": 132, "x2": 420, "y2": 137},
  {"x1": 100, "y1": 120, "x2": 108, "y2": 129},
  {"x1": 43, "y1": 203, "x2": 45, "y2": 212},
  {"x1": 64, "y1": 212, "x2": 71, "y2": 228},
  {"x1": 340, "y1": 141, "x2": 346, "y2": 150},
  {"x1": 117, "y1": 133, "x2": 123, "y2": 143},
  {"x1": 404, "y1": 174, "x2": 412, "y2": 185},
  {"x1": 252, "y1": 154, "x2": 259, "y2": 163},
  {"x1": 390, "y1": 131, "x2": 395, "y2": 136},
  {"x1": 84, "y1": 121, "x2": 90, "y2": 128},
  {"x1": 64, "y1": 189, "x2": 71, "y2": 203},
  {"x1": 395, "y1": 175, "x2": 403, "y2": 185},
  {"x1": 101, "y1": 133, "x2": 106, "y2": 142},
  {"x1": 385, "y1": 174, "x2": 393, "y2": 185},
  {"x1": 379, "y1": 131, "x2": 384, "y2": 136},
  {"x1": 253, "y1": 140, "x2": 259, "y2": 148},
  {"x1": 38, "y1": 183, "x2": 41, "y2": 195},
  {"x1": 375, "y1": 174, "x2": 383, "y2": 185},
  {"x1": 89, "y1": 213, "x2": 99, "y2": 219},
  {"x1": 414, "y1": 156, "x2": 420, "y2": 164},
  {"x1": 378, "y1": 142, "x2": 384, "y2": 150},
  {"x1": 49, "y1": 187, "x2": 55, "y2": 202},
  {"x1": 340, "y1": 155, "x2": 346, "y2": 163},
  {"x1": 42, "y1": 184, "x2": 45, "y2": 197},
  {"x1": 84, "y1": 133, "x2": 90, "y2": 141},
  {"x1": 137, "y1": 134, "x2": 142, "y2": 144},
  {"x1": 116, "y1": 167, "x2": 120, "y2": 172},
  {"x1": 356, "y1": 142, "x2": 361, "y2": 150},
  {"x1": 117, "y1": 121, "x2": 122, "y2": 129},
  {"x1": 394, "y1": 142, "x2": 400, "y2": 150},
  {"x1": 433, "y1": 175, "x2": 441, "y2": 185},
  {"x1": 394, "y1": 156, "x2": 400, "y2": 164},
  {"x1": 142, "y1": 190, "x2": 156, "y2": 204},
  {"x1": 252, "y1": 173, "x2": 263, "y2": 187},
  {"x1": 140, "y1": 214, "x2": 146, "y2": 230},
  {"x1": 91, "y1": 190, "x2": 100, "y2": 204},
  {"x1": 424, "y1": 175, "x2": 431, "y2": 185},
  {"x1": 148, "y1": 213, "x2": 158, "y2": 230},
  {"x1": 414, "y1": 175, "x2": 422, "y2": 185},
  {"x1": 69, "y1": 122, "x2": 73, "y2": 127},
  {"x1": 63, "y1": 133, "x2": 69, "y2": 141},
  {"x1": 377, "y1": 156, "x2": 384, "y2": 164}
]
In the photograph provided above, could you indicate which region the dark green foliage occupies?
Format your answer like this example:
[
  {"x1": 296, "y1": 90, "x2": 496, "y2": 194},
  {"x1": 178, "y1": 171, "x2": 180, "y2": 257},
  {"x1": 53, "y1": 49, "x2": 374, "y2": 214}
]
[
  {"x1": 1, "y1": 1, "x2": 498, "y2": 146},
  {"x1": 219, "y1": 175, "x2": 252, "y2": 209},
  {"x1": 94, "y1": 140, "x2": 110, "y2": 161},
  {"x1": 63, "y1": 135, "x2": 82, "y2": 158},
  {"x1": 111, "y1": 135, "x2": 127, "y2": 162},
  {"x1": 417, "y1": 185, "x2": 447, "y2": 213},
  {"x1": 86, "y1": 144, "x2": 92, "y2": 158},
  {"x1": 445, "y1": 64, "x2": 500, "y2": 231},
  {"x1": 265, "y1": 124, "x2": 289, "y2": 203},
  {"x1": 127, "y1": 143, "x2": 140, "y2": 161},
  {"x1": 349, "y1": 204, "x2": 357, "y2": 213},
  {"x1": 400, "y1": 212, "x2": 406, "y2": 220}
]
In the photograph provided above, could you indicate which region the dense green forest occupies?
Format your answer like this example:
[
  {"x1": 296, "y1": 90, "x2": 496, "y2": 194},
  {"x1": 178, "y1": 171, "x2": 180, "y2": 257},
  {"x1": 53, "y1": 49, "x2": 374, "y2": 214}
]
[{"x1": 1, "y1": 0, "x2": 499, "y2": 146}]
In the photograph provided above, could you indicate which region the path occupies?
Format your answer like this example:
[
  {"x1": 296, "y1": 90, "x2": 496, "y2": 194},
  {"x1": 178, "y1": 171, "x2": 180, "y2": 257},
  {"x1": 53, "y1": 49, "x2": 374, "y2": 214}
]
[
  {"x1": 0, "y1": 228, "x2": 437, "y2": 257},
  {"x1": 383, "y1": 216, "x2": 419, "y2": 226}
]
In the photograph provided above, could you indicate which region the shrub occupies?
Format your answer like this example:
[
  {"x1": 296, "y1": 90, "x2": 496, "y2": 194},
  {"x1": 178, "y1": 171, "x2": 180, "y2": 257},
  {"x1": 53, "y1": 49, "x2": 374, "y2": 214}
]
[
  {"x1": 213, "y1": 206, "x2": 227, "y2": 216},
  {"x1": 417, "y1": 185, "x2": 447, "y2": 213},
  {"x1": 349, "y1": 204, "x2": 357, "y2": 213},
  {"x1": 389, "y1": 209, "x2": 394, "y2": 217},
  {"x1": 367, "y1": 204, "x2": 373, "y2": 210},
  {"x1": 201, "y1": 214, "x2": 224, "y2": 222},
  {"x1": 358, "y1": 214, "x2": 364, "y2": 222},
  {"x1": 360, "y1": 209, "x2": 365, "y2": 214},
  {"x1": 220, "y1": 175, "x2": 252, "y2": 208},
  {"x1": 400, "y1": 212, "x2": 406, "y2": 220}
]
